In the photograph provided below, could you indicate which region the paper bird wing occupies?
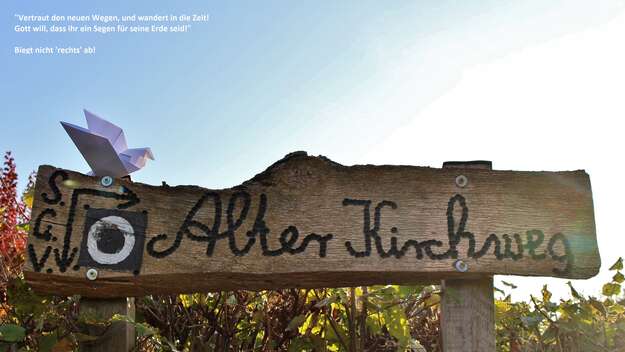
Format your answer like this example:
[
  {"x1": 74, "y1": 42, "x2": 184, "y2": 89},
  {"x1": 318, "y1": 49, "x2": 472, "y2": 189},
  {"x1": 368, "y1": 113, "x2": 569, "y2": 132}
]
[
  {"x1": 83, "y1": 109, "x2": 128, "y2": 153},
  {"x1": 121, "y1": 147, "x2": 155, "y2": 162},
  {"x1": 121, "y1": 160, "x2": 141, "y2": 174},
  {"x1": 61, "y1": 122, "x2": 129, "y2": 177},
  {"x1": 120, "y1": 149, "x2": 154, "y2": 173}
]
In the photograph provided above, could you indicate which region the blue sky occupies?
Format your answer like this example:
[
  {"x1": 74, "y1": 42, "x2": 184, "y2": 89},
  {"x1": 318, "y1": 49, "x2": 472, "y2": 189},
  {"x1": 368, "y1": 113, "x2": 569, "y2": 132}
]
[{"x1": 3, "y1": 0, "x2": 625, "y2": 300}]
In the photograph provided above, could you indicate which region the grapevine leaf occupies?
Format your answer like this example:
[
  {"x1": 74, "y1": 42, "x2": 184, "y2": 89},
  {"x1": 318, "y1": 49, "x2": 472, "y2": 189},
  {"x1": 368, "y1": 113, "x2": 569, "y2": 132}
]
[
  {"x1": 0, "y1": 324, "x2": 25, "y2": 342},
  {"x1": 286, "y1": 314, "x2": 307, "y2": 331},
  {"x1": 602, "y1": 283, "x2": 621, "y2": 297}
]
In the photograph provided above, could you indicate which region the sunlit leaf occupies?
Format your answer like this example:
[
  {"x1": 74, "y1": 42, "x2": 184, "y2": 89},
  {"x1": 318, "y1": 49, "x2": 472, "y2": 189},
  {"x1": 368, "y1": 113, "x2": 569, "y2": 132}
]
[
  {"x1": 424, "y1": 292, "x2": 440, "y2": 307},
  {"x1": 22, "y1": 188, "x2": 34, "y2": 208},
  {"x1": 542, "y1": 285, "x2": 552, "y2": 303},
  {"x1": 613, "y1": 272, "x2": 624, "y2": 284},
  {"x1": 602, "y1": 283, "x2": 622, "y2": 297},
  {"x1": 567, "y1": 281, "x2": 583, "y2": 300},
  {"x1": 382, "y1": 304, "x2": 410, "y2": 349},
  {"x1": 609, "y1": 258, "x2": 623, "y2": 271},
  {"x1": 179, "y1": 294, "x2": 193, "y2": 308},
  {"x1": 299, "y1": 314, "x2": 314, "y2": 334},
  {"x1": 611, "y1": 304, "x2": 625, "y2": 315}
]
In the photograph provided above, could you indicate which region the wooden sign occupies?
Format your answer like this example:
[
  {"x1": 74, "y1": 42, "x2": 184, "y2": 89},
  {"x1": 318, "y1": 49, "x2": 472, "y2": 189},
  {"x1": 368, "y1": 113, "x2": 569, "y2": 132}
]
[{"x1": 24, "y1": 152, "x2": 600, "y2": 297}]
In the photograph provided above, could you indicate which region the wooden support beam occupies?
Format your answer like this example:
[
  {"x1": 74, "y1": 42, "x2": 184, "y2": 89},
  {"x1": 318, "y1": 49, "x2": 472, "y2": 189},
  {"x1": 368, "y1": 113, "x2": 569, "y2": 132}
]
[
  {"x1": 79, "y1": 297, "x2": 135, "y2": 352},
  {"x1": 441, "y1": 277, "x2": 495, "y2": 352},
  {"x1": 441, "y1": 161, "x2": 495, "y2": 352}
]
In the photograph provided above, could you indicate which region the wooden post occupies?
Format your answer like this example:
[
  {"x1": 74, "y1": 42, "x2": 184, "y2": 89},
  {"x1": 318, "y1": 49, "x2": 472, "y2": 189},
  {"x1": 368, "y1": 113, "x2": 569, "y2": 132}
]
[
  {"x1": 441, "y1": 277, "x2": 495, "y2": 351},
  {"x1": 441, "y1": 161, "x2": 495, "y2": 352},
  {"x1": 79, "y1": 174, "x2": 136, "y2": 351},
  {"x1": 79, "y1": 297, "x2": 135, "y2": 352}
]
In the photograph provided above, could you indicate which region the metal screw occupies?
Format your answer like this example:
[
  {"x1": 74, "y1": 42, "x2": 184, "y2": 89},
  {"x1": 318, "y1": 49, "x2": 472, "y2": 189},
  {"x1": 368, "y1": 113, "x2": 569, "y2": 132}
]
[
  {"x1": 453, "y1": 259, "x2": 469, "y2": 272},
  {"x1": 86, "y1": 268, "x2": 98, "y2": 280},
  {"x1": 100, "y1": 176, "x2": 113, "y2": 187},
  {"x1": 455, "y1": 175, "x2": 468, "y2": 188}
]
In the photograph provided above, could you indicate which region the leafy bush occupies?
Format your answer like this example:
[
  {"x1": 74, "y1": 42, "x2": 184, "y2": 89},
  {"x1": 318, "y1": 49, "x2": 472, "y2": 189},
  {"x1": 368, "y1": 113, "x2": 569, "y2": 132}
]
[
  {"x1": 496, "y1": 259, "x2": 625, "y2": 352},
  {"x1": 0, "y1": 152, "x2": 32, "y2": 297}
]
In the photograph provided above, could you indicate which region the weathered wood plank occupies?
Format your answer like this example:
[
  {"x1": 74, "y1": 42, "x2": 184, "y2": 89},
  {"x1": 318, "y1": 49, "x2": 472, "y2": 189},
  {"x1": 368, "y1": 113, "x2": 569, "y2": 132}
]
[{"x1": 24, "y1": 152, "x2": 599, "y2": 297}]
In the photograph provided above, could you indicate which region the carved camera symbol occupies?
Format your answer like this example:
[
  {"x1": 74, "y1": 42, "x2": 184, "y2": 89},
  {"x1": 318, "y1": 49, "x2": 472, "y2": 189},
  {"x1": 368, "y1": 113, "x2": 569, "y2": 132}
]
[{"x1": 78, "y1": 208, "x2": 146, "y2": 274}]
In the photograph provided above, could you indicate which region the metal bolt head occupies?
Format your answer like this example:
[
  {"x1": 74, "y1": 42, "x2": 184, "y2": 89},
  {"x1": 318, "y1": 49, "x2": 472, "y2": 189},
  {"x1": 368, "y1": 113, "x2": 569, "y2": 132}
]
[
  {"x1": 100, "y1": 176, "x2": 113, "y2": 187},
  {"x1": 86, "y1": 268, "x2": 98, "y2": 280},
  {"x1": 453, "y1": 259, "x2": 469, "y2": 272},
  {"x1": 455, "y1": 175, "x2": 468, "y2": 188}
]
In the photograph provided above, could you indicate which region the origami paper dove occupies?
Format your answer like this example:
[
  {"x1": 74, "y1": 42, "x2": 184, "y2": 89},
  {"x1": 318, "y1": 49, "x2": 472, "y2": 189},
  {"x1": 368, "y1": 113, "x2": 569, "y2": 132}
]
[{"x1": 61, "y1": 110, "x2": 154, "y2": 177}]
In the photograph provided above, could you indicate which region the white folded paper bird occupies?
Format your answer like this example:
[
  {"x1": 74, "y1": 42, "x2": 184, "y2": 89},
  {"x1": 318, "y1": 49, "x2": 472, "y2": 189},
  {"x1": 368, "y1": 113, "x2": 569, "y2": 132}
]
[{"x1": 61, "y1": 110, "x2": 154, "y2": 177}]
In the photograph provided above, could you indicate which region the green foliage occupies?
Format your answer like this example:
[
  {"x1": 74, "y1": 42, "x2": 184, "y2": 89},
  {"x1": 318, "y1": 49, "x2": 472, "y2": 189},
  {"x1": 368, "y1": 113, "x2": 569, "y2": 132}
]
[
  {"x1": 0, "y1": 324, "x2": 25, "y2": 342},
  {"x1": 496, "y1": 257, "x2": 625, "y2": 352}
]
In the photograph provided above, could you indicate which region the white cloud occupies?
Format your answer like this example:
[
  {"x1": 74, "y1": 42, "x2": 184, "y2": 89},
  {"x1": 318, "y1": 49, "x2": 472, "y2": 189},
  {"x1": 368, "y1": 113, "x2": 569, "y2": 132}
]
[{"x1": 367, "y1": 11, "x2": 625, "y2": 300}]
